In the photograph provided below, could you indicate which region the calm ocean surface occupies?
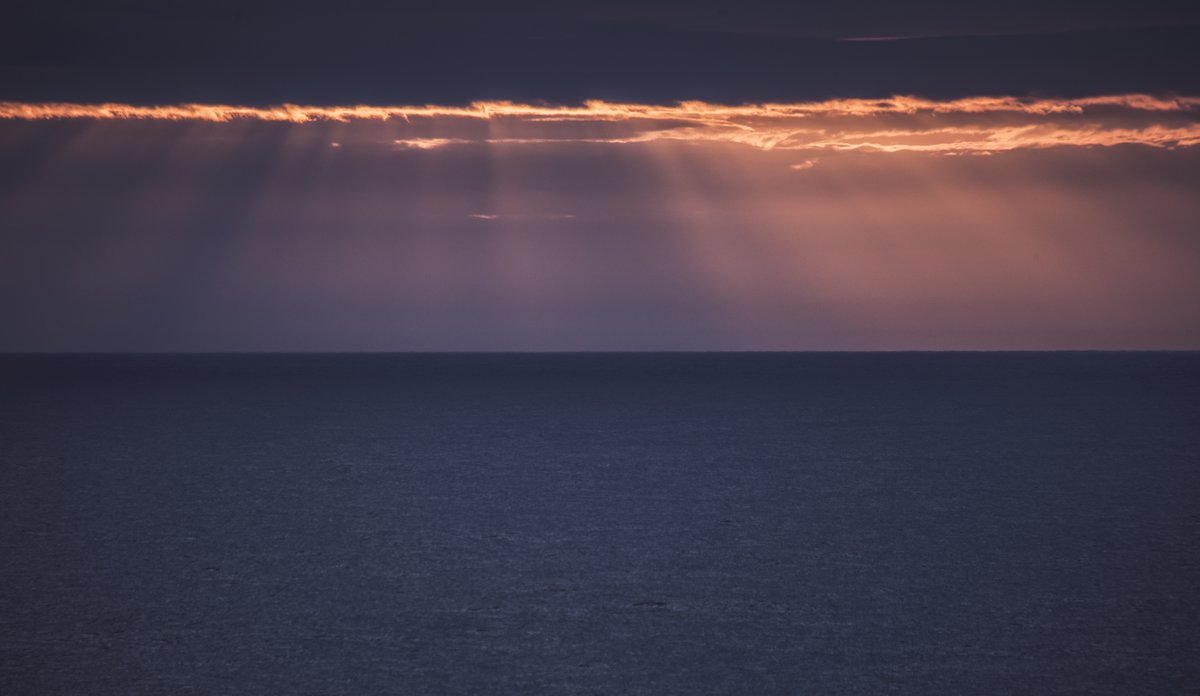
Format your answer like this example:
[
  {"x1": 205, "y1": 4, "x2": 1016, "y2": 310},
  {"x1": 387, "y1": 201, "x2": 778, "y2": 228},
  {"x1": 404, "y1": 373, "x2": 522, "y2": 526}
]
[{"x1": 2, "y1": 353, "x2": 1198, "y2": 694}]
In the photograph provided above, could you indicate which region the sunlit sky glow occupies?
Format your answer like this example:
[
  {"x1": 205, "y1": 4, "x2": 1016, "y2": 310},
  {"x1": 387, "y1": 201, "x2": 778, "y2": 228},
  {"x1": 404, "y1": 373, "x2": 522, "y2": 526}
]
[{"x1": 2, "y1": 93, "x2": 1198, "y2": 351}]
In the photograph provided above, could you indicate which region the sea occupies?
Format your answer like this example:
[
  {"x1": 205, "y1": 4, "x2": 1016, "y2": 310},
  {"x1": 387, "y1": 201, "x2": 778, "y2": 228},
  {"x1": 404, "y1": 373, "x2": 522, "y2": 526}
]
[{"x1": 1, "y1": 352, "x2": 1198, "y2": 694}]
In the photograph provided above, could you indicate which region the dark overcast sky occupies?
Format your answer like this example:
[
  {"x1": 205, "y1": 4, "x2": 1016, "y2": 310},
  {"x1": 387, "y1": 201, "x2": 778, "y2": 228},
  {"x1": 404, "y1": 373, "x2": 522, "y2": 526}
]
[{"x1": 2, "y1": 1, "x2": 1199, "y2": 104}]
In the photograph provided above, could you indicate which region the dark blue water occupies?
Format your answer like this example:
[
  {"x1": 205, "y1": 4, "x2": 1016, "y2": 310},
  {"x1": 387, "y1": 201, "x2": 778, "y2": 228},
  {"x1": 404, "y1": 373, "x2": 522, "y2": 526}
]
[{"x1": 2, "y1": 353, "x2": 1198, "y2": 694}]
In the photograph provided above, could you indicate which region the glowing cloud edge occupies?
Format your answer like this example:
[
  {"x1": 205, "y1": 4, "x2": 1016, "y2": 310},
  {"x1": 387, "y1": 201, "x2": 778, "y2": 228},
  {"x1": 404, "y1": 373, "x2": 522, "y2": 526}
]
[{"x1": 4, "y1": 96, "x2": 1200, "y2": 154}]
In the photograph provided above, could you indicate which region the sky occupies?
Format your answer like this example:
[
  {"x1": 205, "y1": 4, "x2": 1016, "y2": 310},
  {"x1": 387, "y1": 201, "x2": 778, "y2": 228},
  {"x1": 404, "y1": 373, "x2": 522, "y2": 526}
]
[{"x1": 1, "y1": 1, "x2": 1199, "y2": 350}]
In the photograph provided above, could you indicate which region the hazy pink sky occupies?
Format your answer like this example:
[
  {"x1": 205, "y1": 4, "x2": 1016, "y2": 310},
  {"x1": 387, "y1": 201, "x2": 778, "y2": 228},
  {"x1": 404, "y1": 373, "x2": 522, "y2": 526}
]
[{"x1": 1, "y1": 97, "x2": 1198, "y2": 350}]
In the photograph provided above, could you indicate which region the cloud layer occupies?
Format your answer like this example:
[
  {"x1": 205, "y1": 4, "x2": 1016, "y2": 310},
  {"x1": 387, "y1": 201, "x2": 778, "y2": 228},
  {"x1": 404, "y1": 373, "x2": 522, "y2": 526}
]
[{"x1": 3, "y1": 95, "x2": 1200, "y2": 155}]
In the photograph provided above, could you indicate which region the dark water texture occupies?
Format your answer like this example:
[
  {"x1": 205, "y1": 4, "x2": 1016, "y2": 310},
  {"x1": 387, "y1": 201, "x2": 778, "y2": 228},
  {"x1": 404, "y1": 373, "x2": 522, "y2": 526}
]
[{"x1": 2, "y1": 353, "x2": 1198, "y2": 694}]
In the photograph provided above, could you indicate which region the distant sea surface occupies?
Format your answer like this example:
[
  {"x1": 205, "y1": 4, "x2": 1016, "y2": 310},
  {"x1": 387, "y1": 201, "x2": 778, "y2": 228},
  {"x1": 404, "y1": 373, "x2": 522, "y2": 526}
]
[{"x1": 2, "y1": 353, "x2": 1198, "y2": 694}]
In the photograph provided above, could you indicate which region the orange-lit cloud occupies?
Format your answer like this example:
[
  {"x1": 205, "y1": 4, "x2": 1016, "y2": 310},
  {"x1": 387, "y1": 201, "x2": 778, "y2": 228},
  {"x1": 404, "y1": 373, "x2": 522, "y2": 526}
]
[
  {"x1": 3, "y1": 95, "x2": 1199, "y2": 155},
  {"x1": 3, "y1": 95, "x2": 1197, "y2": 122}
]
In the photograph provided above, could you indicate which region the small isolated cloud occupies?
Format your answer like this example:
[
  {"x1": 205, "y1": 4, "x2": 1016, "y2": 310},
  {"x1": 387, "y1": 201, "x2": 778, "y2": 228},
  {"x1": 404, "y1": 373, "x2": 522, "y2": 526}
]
[
  {"x1": 790, "y1": 158, "x2": 819, "y2": 170},
  {"x1": 467, "y1": 213, "x2": 576, "y2": 221},
  {"x1": 394, "y1": 138, "x2": 469, "y2": 150}
]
